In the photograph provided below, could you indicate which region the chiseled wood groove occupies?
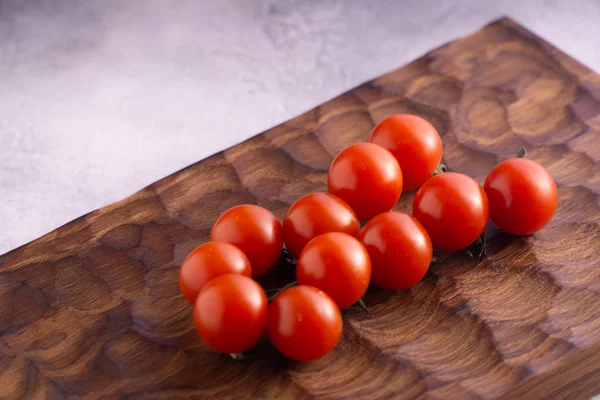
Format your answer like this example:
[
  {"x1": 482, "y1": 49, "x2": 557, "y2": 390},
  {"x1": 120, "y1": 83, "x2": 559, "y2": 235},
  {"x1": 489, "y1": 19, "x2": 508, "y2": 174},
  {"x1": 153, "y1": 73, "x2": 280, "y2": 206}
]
[{"x1": 1, "y1": 17, "x2": 600, "y2": 399}]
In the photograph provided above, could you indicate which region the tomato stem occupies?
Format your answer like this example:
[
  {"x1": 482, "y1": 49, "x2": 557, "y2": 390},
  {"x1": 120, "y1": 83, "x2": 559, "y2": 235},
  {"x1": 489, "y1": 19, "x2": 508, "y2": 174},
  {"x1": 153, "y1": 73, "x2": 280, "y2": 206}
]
[
  {"x1": 433, "y1": 163, "x2": 447, "y2": 176},
  {"x1": 277, "y1": 248, "x2": 296, "y2": 266},
  {"x1": 267, "y1": 280, "x2": 299, "y2": 301},
  {"x1": 265, "y1": 280, "x2": 298, "y2": 293},
  {"x1": 463, "y1": 231, "x2": 487, "y2": 258},
  {"x1": 230, "y1": 352, "x2": 254, "y2": 360},
  {"x1": 356, "y1": 297, "x2": 374, "y2": 316},
  {"x1": 517, "y1": 147, "x2": 527, "y2": 158}
]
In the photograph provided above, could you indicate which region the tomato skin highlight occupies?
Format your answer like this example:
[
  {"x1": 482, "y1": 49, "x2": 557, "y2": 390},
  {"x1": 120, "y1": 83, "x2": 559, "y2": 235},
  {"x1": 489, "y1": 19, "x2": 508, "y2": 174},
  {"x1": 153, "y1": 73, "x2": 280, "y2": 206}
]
[
  {"x1": 328, "y1": 143, "x2": 403, "y2": 221},
  {"x1": 194, "y1": 274, "x2": 268, "y2": 354},
  {"x1": 413, "y1": 172, "x2": 489, "y2": 250},
  {"x1": 484, "y1": 158, "x2": 557, "y2": 235},
  {"x1": 283, "y1": 193, "x2": 361, "y2": 259},
  {"x1": 369, "y1": 114, "x2": 443, "y2": 190},
  {"x1": 268, "y1": 285, "x2": 342, "y2": 361},
  {"x1": 361, "y1": 212, "x2": 432, "y2": 290},
  {"x1": 210, "y1": 204, "x2": 283, "y2": 278},
  {"x1": 296, "y1": 232, "x2": 371, "y2": 308},
  {"x1": 179, "y1": 241, "x2": 251, "y2": 305}
]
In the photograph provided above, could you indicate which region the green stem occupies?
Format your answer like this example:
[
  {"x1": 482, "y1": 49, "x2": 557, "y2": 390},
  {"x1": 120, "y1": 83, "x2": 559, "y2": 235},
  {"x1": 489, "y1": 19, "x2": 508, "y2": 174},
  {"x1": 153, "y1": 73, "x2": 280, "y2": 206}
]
[
  {"x1": 267, "y1": 280, "x2": 298, "y2": 301},
  {"x1": 463, "y1": 231, "x2": 487, "y2": 258},
  {"x1": 516, "y1": 147, "x2": 527, "y2": 158},
  {"x1": 230, "y1": 352, "x2": 254, "y2": 360},
  {"x1": 356, "y1": 297, "x2": 374, "y2": 316},
  {"x1": 433, "y1": 163, "x2": 447, "y2": 176},
  {"x1": 276, "y1": 248, "x2": 295, "y2": 267}
]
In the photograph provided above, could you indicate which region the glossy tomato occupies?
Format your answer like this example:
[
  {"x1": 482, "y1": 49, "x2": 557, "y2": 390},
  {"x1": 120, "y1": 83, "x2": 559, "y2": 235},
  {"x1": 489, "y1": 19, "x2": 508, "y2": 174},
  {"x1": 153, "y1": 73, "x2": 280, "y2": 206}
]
[
  {"x1": 179, "y1": 241, "x2": 251, "y2": 305},
  {"x1": 328, "y1": 143, "x2": 402, "y2": 220},
  {"x1": 194, "y1": 274, "x2": 268, "y2": 354},
  {"x1": 484, "y1": 158, "x2": 557, "y2": 235},
  {"x1": 268, "y1": 285, "x2": 342, "y2": 361},
  {"x1": 210, "y1": 204, "x2": 283, "y2": 278},
  {"x1": 361, "y1": 212, "x2": 432, "y2": 290},
  {"x1": 296, "y1": 232, "x2": 370, "y2": 308},
  {"x1": 283, "y1": 193, "x2": 361, "y2": 259},
  {"x1": 413, "y1": 172, "x2": 489, "y2": 250},
  {"x1": 369, "y1": 114, "x2": 443, "y2": 190}
]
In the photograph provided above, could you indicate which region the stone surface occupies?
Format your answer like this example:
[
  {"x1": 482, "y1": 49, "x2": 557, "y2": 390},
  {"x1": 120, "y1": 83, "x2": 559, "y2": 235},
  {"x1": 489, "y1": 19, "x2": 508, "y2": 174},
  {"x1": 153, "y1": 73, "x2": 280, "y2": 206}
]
[{"x1": 1, "y1": 0, "x2": 600, "y2": 254}]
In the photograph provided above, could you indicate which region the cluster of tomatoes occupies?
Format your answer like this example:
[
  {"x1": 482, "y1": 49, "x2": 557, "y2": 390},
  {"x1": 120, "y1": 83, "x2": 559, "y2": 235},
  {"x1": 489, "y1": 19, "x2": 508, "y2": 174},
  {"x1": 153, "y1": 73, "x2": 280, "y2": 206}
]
[{"x1": 179, "y1": 114, "x2": 558, "y2": 362}]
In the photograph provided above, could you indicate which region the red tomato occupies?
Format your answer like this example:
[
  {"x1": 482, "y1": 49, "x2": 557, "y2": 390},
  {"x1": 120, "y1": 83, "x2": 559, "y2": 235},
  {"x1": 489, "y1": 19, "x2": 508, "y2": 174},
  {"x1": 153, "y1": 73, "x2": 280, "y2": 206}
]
[
  {"x1": 179, "y1": 241, "x2": 251, "y2": 305},
  {"x1": 210, "y1": 204, "x2": 283, "y2": 278},
  {"x1": 361, "y1": 212, "x2": 432, "y2": 290},
  {"x1": 296, "y1": 232, "x2": 370, "y2": 308},
  {"x1": 194, "y1": 274, "x2": 268, "y2": 354},
  {"x1": 283, "y1": 193, "x2": 361, "y2": 259},
  {"x1": 369, "y1": 114, "x2": 443, "y2": 190},
  {"x1": 413, "y1": 172, "x2": 489, "y2": 250},
  {"x1": 328, "y1": 143, "x2": 402, "y2": 220},
  {"x1": 484, "y1": 158, "x2": 557, "y2": 235},
  {"x1": 268, "y1": 285, "x2": 342, "y2": 361}
]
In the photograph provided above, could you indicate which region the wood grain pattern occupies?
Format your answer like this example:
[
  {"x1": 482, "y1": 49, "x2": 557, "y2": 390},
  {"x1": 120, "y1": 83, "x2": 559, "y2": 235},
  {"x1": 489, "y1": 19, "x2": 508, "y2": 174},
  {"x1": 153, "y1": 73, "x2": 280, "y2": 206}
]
[{"x1": 2, "y1": 17, "x2": 600, "y2": 399}]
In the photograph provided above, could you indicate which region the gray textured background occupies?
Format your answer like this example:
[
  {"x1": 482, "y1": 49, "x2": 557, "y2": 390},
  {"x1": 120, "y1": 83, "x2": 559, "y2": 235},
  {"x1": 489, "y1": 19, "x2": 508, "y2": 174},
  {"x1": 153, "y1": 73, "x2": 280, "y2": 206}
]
[{"x1": 2, "y1": 0, "x2": 600, "y2": 255}]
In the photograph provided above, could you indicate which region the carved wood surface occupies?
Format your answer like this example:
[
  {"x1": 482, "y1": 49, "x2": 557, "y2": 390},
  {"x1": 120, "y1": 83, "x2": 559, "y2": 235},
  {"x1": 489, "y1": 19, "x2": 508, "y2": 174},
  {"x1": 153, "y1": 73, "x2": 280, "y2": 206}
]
[{"x1": 1, "y1": 17, "x2": 600, "y2": 399}]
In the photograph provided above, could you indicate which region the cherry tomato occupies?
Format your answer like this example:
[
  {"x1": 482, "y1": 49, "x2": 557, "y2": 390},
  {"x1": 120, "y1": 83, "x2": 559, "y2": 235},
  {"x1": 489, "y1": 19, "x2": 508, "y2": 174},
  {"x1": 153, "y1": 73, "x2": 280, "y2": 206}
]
[
  {"x1": 484, "y1": 158, "x2": 557, "y2": 235},
  {"x1": 179, "y1": 241, "x2": 251, "y2": 305},
  {"x1": 328, "y1": 143, "x2": 402, "y2": 220},
  {"x1": 194, "y1": 274, "x2": 268, "y2": 354},
  {"x1": 210, "y1": 204, "x2": 283, "y2": 278},
  {"x1": 361, "y1": 212, "x2": 432, "y2": 290},
  {"x1": 283, "y1": 193, "x2": 361, "y2": 259},
  {"x1": 369, "y1": 114, "x2": 443, "y2": 190},
  {"x1": 296, "y1": 232, "x2": 370, "y2": 308},
  {"x1": 268, "y1": 285, "x2": 342, "y2": 361},
  {"x1": 413, "y1": 172, "x2": 489, "y2": 250}
]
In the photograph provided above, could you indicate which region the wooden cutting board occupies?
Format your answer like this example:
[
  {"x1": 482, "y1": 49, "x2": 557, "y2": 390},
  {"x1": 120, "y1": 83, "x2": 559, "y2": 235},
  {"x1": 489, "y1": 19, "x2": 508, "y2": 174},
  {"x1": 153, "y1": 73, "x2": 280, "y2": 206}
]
[{"x1": 2, "y1": 17, "x2": 600, "y2": 399}]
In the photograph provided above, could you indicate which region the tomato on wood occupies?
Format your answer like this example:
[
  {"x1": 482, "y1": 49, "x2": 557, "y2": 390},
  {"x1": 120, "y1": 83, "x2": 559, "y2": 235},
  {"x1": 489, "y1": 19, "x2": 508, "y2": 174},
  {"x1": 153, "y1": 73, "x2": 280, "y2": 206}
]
[
  {"x1": 194, "y1": 274, "x2": 268, "y2": 354},
  {"x1": 484, "y1": 158, "x2": 557, "y2": 235},
  {"x1": 328, "y1": 143, "x2": 403, "y2": 221},
  {"x1": 210, "y1": 204, "x2": 283, "y2": 278},
  {"x1": 369, "y1": 114, "x2": 443, "y2": 190},
  {"x1": 413, "y1": 172, "x2": 489, "y2": 250},
  {"x1": 283, "y1": 192, "x2": 360, "y2": 259},
  {"x1": 296, "y1": 232, "x2": 370, "y2": 308},
  {"x1": 268, "y1": 285, "x2": 342, "y2": 361},
  {"x1": 179, "y1": 241, "x2": 251, "y2": 305},
  {"x1": 361, "y1": 211, "x2": 432, "y2": 290}
]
